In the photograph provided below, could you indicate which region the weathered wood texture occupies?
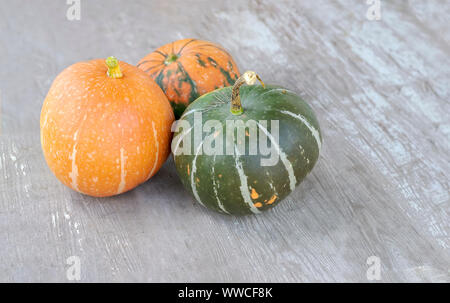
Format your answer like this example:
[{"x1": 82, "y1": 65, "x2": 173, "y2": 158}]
[{"x1": 0, "y1": 0, "x2": 449, "y2": 282}]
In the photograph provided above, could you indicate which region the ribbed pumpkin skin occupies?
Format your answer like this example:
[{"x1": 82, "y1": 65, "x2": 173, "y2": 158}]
[
  {"x1": 173, "y1": 85, "x2": 322, "y2": 215},
  {"x1": 137, "y1": 39, "x2": 240, "y2": 118},
  {"x1": 40, "y1": 59, "x2": 174, "y2": 197}
]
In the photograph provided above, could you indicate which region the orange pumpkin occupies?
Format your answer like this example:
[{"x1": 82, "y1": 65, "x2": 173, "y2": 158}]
[
  {"x1": 137, "y1": 38, "x2": 240, "y2": 118},
  {"x1": 40, "y1": 57, "x2": 174, "y2": 197}
]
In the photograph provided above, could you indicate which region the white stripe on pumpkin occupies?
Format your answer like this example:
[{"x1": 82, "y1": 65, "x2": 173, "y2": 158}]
[
  {"x1": 234, "y1": 146, "x2": 261, "y2": 214},
  {"x1": 279, "y1": 110, "x2": 322, "y2": 153},
  {"x1": 212, "y1": 156, "x2": 230, "y2": 214},
  {"x1": 147, "y1": 121, "x2": 160, "y2": 180},
  {"x1": 68, "y1": 129, "x2": 79, "y2": 191},
  {"x1": 257, "y1": 122, "x2": 296, "y2": 191},
  {"x1": 191, "y1": 139, "x2": 206, "y2": 207}
]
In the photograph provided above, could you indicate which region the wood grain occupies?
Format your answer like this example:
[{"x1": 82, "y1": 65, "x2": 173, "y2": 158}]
[{"x1": 0, "y1": 0, "x2": 448, "y2": 282}]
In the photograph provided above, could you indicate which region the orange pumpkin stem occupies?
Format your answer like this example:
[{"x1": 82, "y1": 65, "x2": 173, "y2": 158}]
[
  {"x1": 230, "y1": 71, "x2": 265, "y2": 115},
  {"x1": 106, "y1": 56, "x2": 123, "y2": 78}
]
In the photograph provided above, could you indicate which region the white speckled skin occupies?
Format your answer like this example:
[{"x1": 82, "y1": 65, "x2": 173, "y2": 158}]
[{"x1": 40, "y1": 59, "x2": 174, "y2": 197}]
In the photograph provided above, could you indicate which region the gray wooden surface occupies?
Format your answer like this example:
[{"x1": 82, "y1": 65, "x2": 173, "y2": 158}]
[{"x1": 0, "y1": 0, "x2": 449, "y2": 282}]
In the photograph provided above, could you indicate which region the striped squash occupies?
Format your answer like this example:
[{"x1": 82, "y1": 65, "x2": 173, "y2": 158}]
[
  {"x1": 173, "y1": 72, "x2": 322, "y2": 215},
  {"x1": 137, "y1": 38, "x2": 240, "y2": 118}
]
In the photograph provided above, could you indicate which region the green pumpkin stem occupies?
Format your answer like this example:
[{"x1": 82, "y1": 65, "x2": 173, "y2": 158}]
[
  {"x1": 231, "y1": 71, "x2": 265, "y2": 115},
  {"x1": 164, "y1": 53, "x2": 178, "y2": 65},
  {"x1": 106, "y1": 56, "x2": 123, "y2": 78}
]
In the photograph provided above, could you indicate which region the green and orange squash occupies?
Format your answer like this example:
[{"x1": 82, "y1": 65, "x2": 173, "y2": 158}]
[
  {"x1": 172, "y1": 71, "x2": 322, "y2": 215},
  {"x1": 138, "y1": 38, "x2": 240, "y2": 118}
]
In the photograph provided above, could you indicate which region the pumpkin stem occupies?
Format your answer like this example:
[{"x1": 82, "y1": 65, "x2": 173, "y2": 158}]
[
  {"x1": 106, "y1": 56, "x2": 123, "y2": 78},
  {"x1": 164, "y1": 53, "x2": 178, "y2": 65},
  {"x1": 231, "y1": 71, "x2": 265, "y2": 115}
]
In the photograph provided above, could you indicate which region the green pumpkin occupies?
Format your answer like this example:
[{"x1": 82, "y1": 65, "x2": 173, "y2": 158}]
[{"x1": 172, "y1": 71, "x2": 322, "y2": 215}]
